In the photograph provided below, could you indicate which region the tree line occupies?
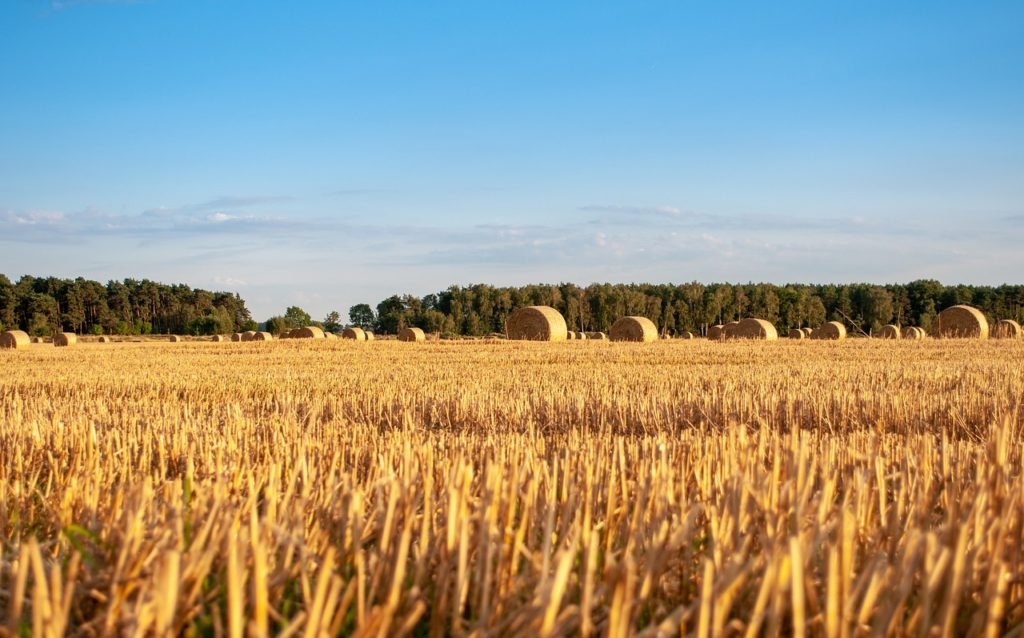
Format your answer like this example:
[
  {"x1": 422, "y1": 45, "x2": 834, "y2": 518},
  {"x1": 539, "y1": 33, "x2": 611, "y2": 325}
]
[
  {"x1": 345, "y1": 281, "x2": 1024, "y2": 337},
  {"x1": 0, "y1": 274, "x2": 255, "y2": 336}
]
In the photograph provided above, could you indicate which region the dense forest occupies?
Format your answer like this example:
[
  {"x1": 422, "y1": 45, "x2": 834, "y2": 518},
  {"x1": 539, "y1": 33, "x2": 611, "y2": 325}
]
[
  {"x1": 356, "y1": 281, "x2": 1024, "y2": 337},
  {"x1": 0, "y1": 274, "x2": 254, "y2": 336}
]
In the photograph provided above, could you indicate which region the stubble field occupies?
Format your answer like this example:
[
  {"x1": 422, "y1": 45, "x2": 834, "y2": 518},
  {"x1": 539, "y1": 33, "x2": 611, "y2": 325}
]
[{"x1": 1, "y1": 339, "x2": 1023, "y2": 637}]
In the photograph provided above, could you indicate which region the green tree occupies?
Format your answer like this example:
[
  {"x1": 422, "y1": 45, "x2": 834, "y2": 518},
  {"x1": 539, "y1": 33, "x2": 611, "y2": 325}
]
[
  {"x1": 284, "y1": 306, "x2": 312, "y2": 327},
  {"x1": 349, "y1": 304, "x2": 375, "y2": 329}
]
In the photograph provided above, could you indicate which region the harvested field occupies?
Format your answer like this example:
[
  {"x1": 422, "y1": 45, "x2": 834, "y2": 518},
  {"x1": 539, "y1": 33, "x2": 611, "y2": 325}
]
[{"x1": 1, "y1": 339, "x2": 1023, "y2": 636}]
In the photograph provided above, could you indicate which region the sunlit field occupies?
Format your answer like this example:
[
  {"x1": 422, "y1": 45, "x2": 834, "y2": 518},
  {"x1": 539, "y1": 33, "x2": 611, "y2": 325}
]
[{"x1": 2, "y1": 339, "x2": 1023, "y2": 636}]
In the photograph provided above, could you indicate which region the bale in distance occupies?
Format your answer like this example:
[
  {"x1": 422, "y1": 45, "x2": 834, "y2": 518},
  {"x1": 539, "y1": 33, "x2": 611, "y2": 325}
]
[
  {"x1": 707, "y1": 325, "x2": 725, "y2": 341},
  {"x1": 231, "y1": 333, "x2": 243, "y2": 342},
  {"x1": 901, "y1": 326, "x2": 924, "y2": 340},
  {"x1": 98, "y1": 336, "x2": 112, "y2": 343},
  {"x1": 54, "y1": 332, "x2": 78, "y2": 347},
  {"x1": 576, "y1": 331, "x2": 588, "y2": 340},
  {"x1": 801, "y1": 328, "x2": 814, "y2": 338},
  {"x1": 251, "y1": 332, "x2": 273, "y2": 341},
  {"x1": 935, "y1": 305, "x2": 988, "y2": 339},
  {"x1": 506, "y1": 306, "x2": 568, "y2": 341},
  {"x1": 292, "y1": 326, "x2": 325, "y2": 339},
  {"x1": 399, "y1": 327, "x2": 426, "y2": 342},
  {"x1": 610, "y1": 316, "x2": 658, "y2": 343},
  {"x1": 914, "y1": 327, "x2": 927, "y2": 339},
  {"x1": 722, "y1": 321, "x2": 741, "y2": 339},
  {"x1": 342, "y1": 327, "x2": 367, "y2": 341},
  {"x1": 31, "y1": 337, "x2": 43, "y2": 344},
  {"x1": 0, "y1": 330, "x2": 31, "y2": 349},
  {"x1": 365, "y1": 331, "x2": 375, "y2": 341},
  {"x1": 211, "y1": 335, "x2": 226, "y2": 342},
  {"x1": 679, "y1": 331, "x2": 695, "y2": 340},
  {"x1": 240, "y1": 331, "x2": 257, "y2": 342},
  {"x1": 788, "y1": 328, "x2": 806, "y2": 340},
  {"x1": 585, "y1": 331, "x2": 608, "y2": 340},
  {"x1": 566, "y1": 331, "x2": 576, "y2": 340},
  {"x1": 813, "y1": 322, "x2": 846, "y2": 341},
  {"x1": 878, "y1": 325, "x2": 900, "y2": 340},
  {"x1": 325, "y1": 332, "x2": 339, "y2": 340},
  {"x1": 168, "y1": 335, "x2": 182, "y2": 342},
  {"x1": 993, "y1": 319, "x2": 1022, "y2": 339},
  {"x1": 731, "y1": 318, "x2": 778, "y2": 340}
]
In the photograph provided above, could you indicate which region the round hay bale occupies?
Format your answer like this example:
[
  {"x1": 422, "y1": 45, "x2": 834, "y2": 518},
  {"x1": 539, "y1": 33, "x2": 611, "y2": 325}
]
[
  {"x1": 609, "y1": 316, "x2": 658, "y2": 343},
  {"x1": 878, "y1": 325, "x2": 900, "y2": 340},
  {"x1": 707, "y1": 325, "x2": 725, "y2": 341},
  {"x1": 365, "y1": 331, "x2": 375, "y2": 341},
  {"x1": 901, "y1": 326, "x2": 923, "y2": 340},
  {"x1": 585, "y1": 331, "x2": 608, "y2": 340},
  {"x1": 576, "y1": 331, "x2": 588, "y2": 340},
  {"x1": 292, "y1": 326, "x2": 325, "y2": 339},
  {"x1": 98, "y1": 336, "x2": 112, "y2": 343},
  {"x1": 251, "y1": 331, "x2": 273, "y2": 341},
  {"x1": 813, "y1": 322, "x2": 846, "y2": 341},
  {"x1": 399, "y1": 327, "x2": 426, "y2": 342},
  {"x1": 231, "y1": 333, "x2": 243, "y2": 342},
  {"x1": 211, "y1": 335, "x2": 226, "y2": 342},
  {"x1": 731, "y1": 318, "x2": 778, "y2": 340},
  {"x1": 506, "y1": 306, "x2": 568, "y2": 341},
  {"x1": 788, "y1": 328, "x2": 806, "y2": 339},
  {"x1": 678, "y1": 331, "x2": 695, "y2": 340},
  {"x1": 324, "y1": 332, "x2": 339, "y2": 340},
  {"x1": 722, "y1": 321, "x2": 741, "y2": 339},
  {"x1": 801, "y1": 328, "x2": 813, "y2": 338},
  {"x1": 914, "y1": 327, "x2": 927, "y2": 339},
  {"x1": 566, "y1": 331, "x2": 576, "y2": 340},
  {"x1": 31, "y1": 336, "x2": 43, "y2": 344},
  {"x1": 993, "y1": 319, "x2": 1022, "y2": 339},
  {"x1": 342, "y1": 327, "x2": 367, "y2": 341},
  {"x1": 240, "y1": 331, "x2": 257, "y2": 342},
  {"x1": 935, "y1": 305, "x2": 988, "y2": 339},
  {"x1": 0, "y1": 330, "x2": 31, "y2": 349},
  {"x1": 168, "y1": 335, "x2": 182, "y2": 342},
  {"x1": 54, "y1": 332, "x2": 78, "y2": 347}
]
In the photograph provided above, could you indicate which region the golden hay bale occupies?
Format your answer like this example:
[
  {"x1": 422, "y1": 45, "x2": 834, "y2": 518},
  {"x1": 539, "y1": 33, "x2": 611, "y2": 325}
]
[
  {"x1": 801, "y1": 328, "x2": 813, "y2": 338},
  {"x1": 0, "y1": 330, "x2": 31, "y2": 349},
  {"x1": 935, "y1": 305, "x2": 988, "y2": 339},
  {"x1": 365, "y1": 331, "x2": 375, "y2": 341},
  {"x1": 878, "y1": 325, "x2": 900, "y2": 340},
  {"x1": 731, "y1": 318, "x2": 778, "y2": 340},
  {"x1": 31, "y1": 336, "x2": 43, "y2": 344},
  {"x1": 252, "y1": 332, "x2": 273, "y2": 341},
  {"x1": 240, "y1": 331, "x2": 257, "y2": 342},
  {"x1": 566, "y1": 331, "x2": 576, "y2": 340},
  {"x1": 901, "y1": 326, "x2": 923, "y2": 340},
  {"x1": 211, "y1": 335, "x2": 226, "y2": 342},
  {"x1": 585, "y1": 331, "x2": 608, "y2": 340},
  {"x1": 292, "y1": 326, "x2": 325, "y2": 339},
  {"x1": 231, "y1": 333, "x2": 243, "y2": 342},
  {"x1": 54, "y1": 332, "x2": 78, "y2": 347},
  {"x1": 98, "y1": 336, "x2": 112, "y2": 343},
  {"x1": 576, "y1": 331, "x2": 588, "y2": 340},
  {"x1": 324, "y1": 332, "x2": 339, "y2": 340},
  {"x1": 506, "y1": 306, "x2": 568, "y2": 341},
  {"x1": 993, "y1": 319, "x2": 1022, "y2": 339},
  {"x1": 610, "y1": 316, "x2": 658, "y2": 343},
  {"x1": 342, "y1": 327, "x2": 367, "y2": 341},
  {"x1": 813, "y1": 321, "x2": 846, "y2": 340},
  {"x1": 707, "y1": 325, "x2": 725, "y2": 341},
  {"x1": 399, "y1": 327, "x2": 426, "y2": 342},
  {"x1": 168, "y1": 335, "x2": 182, "y2": 342},
  {"x1": 788, "y1": 328, "x2": 806, "y2": 339},
  {"x1": 678, "y1": 331, "x2": 695, "y2": 340},
  {"x1": 722, "y1": 321, "x2": 740, "y2": 339}
]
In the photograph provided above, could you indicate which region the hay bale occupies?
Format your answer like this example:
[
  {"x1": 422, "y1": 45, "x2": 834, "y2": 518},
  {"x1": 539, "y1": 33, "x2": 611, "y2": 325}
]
[
  {"x1": 731, "y1": 318, "x2": 778, "y2": 340},
  {"x1": 788, "y1": 328, "x2": 806, "y2": 339},
  {"x1": 211, "y1": 335, "x2": 226, "y2": 342},
  {"x1": 342, "y1": 327, "x2": 367, "y2": 341},
  {"x1": 365, "y1": 331, "x2": 375, "y2": 341},
  {"x1": 168, "y1": 335, "x2": 183, "y2": 342},
  {"x1": 576, "y1": 331, "x2": 588, "y2": 340},
  {"x1": 240, "y1": 331, "x2": 257, "y2": 342},
  {"x1": 98, "y1": 336, "x2": 112, "y2": 343},
  {"x1": 54, "y1": 332, "x2": 77, "y2": 347},
  {"x1": 31, "y1": 337, "x2": 43, "y2": 344},
  {"x1": 0, "y1": 330, "x2": 31, "y2": 349},
  {"x1": 722, "y1": 321, "x2": 741, "y2": 339},
  {"x1": 679, "y1": 331, "x2": 695, "y2": 339},
  {"x1": 585, "y1": 331, "x2": 608, "y2": 340},
  {"x1": 901, "y1": 326, "x2": 922, "y2": 340},
  {"x1": 506, "y1": 306, "x2": 568, "y2": 341},
  {"x1": 231, "y1": 333, "x2": 243, "y2": 342},
  {"x1": 566, "y1": 331, "x2": 576, "y2": 340},
  {"x1": 935, "y1": 305, "x2": 988, "y2": 339},
  {"x1": 252, "y1": 331, "x2": 273, "y2": 341},
  {"x1": 878, "y1": 325, "x2": 900, "y2": 340},
  {"x1": 707, "y1": 325, "x2": 725, "y2": 341},
  {"x1": 801, "y1": 328, "x2": 813, "y2": 338},
  {"x1": 324, "y1": 332, "x2": 338, "y2": 340},
  {"x1": 610, "y1": 316, "x2": 658, "y2": 343},
  {"x1": 813, "y1": 321, "x2": 846, "y2": 340},
  {"x1": 292, "y1": 326, "x2": 325, "y2": 339},
  {"x1": 993, "y1": 319, "x2": 1022, "y2": 339},
  {"x1": 399, "y1": 327, "x2": 426, "y2": 342}
]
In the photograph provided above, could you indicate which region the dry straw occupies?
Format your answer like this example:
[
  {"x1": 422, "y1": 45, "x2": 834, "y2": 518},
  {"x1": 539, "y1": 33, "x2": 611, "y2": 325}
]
[
  {"x1": 0, "y1": 330, "x2": 30, "y2": 349},
  {"x1": 994, "y1": 319, "x2": 1022, "y2": 339},
  {"x1": 878, "y1": 325, "x2": 900, "y2": 339},
  {"x1": 902, "y1": 326, "x2": 924, "y2": 340},
  {"x1": 506, "y1": 306, "x2": 568, "y2": 341},
  {"x1": 935, "y1": 305, "x2": 989, "y2": 339},
  {"x1": 325, "y1": 332, "x2": 339, "y2": 340},
  {"x1": 211, "y1": 335, "x2": 226, "y2": 342},
  {"x1": 610, "y1": 316, "x2": 658, "y2": 342},
  {"x1": 788, "y1": 328, "x2": 806, "y2": 339},
  {"x1": 292, "y1": 326, "x2": 326, "y2": 339},
  {"x1": 585, "y1": 331, "x2": 608, "y2": 340},
  {"x1": 168, "y1": 335, "x2": 182, "y2": 343},
  {"x1": 231, "y1": 333, "x2": 243, "y2": 342},
  {"x1": 250, "y1": 332, "x2": 272, "y2": 341},
  {"x1": 566, "y1": 331, "x2": 576, "y2": 340},
  {"x1": 731, "y1": 318, "x2": 778, "y2": 340},
  {"x1": 241, "y1": 331, "x2": 257, "y2": 342},
  {"x1": 813, "y1": 321, "x2": 846, "y2": 340},
  {"x1": 399, "y1": 327, "x2": 426, "y2": 342},
  {"x1": 723, "y1": 321, "x2": 741, "y2": 339},
  {"x1": 365, "y1": 331, "x2": 375, "y2": 341},
  {"x1": 707, "y1": 325, "x2": 725, "y2": 341},
  {"x1": 343, "y1": 327, "x2": 367, "y2": 341},
  {"x1": 53, "y1": 332, "x2": 78, "y2": 347}
]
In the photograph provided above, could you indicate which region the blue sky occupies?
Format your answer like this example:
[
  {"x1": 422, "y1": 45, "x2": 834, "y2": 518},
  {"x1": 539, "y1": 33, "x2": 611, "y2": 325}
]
[{"x1": 1, "y1": 1, "x2": 1022, "y2": 320}]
